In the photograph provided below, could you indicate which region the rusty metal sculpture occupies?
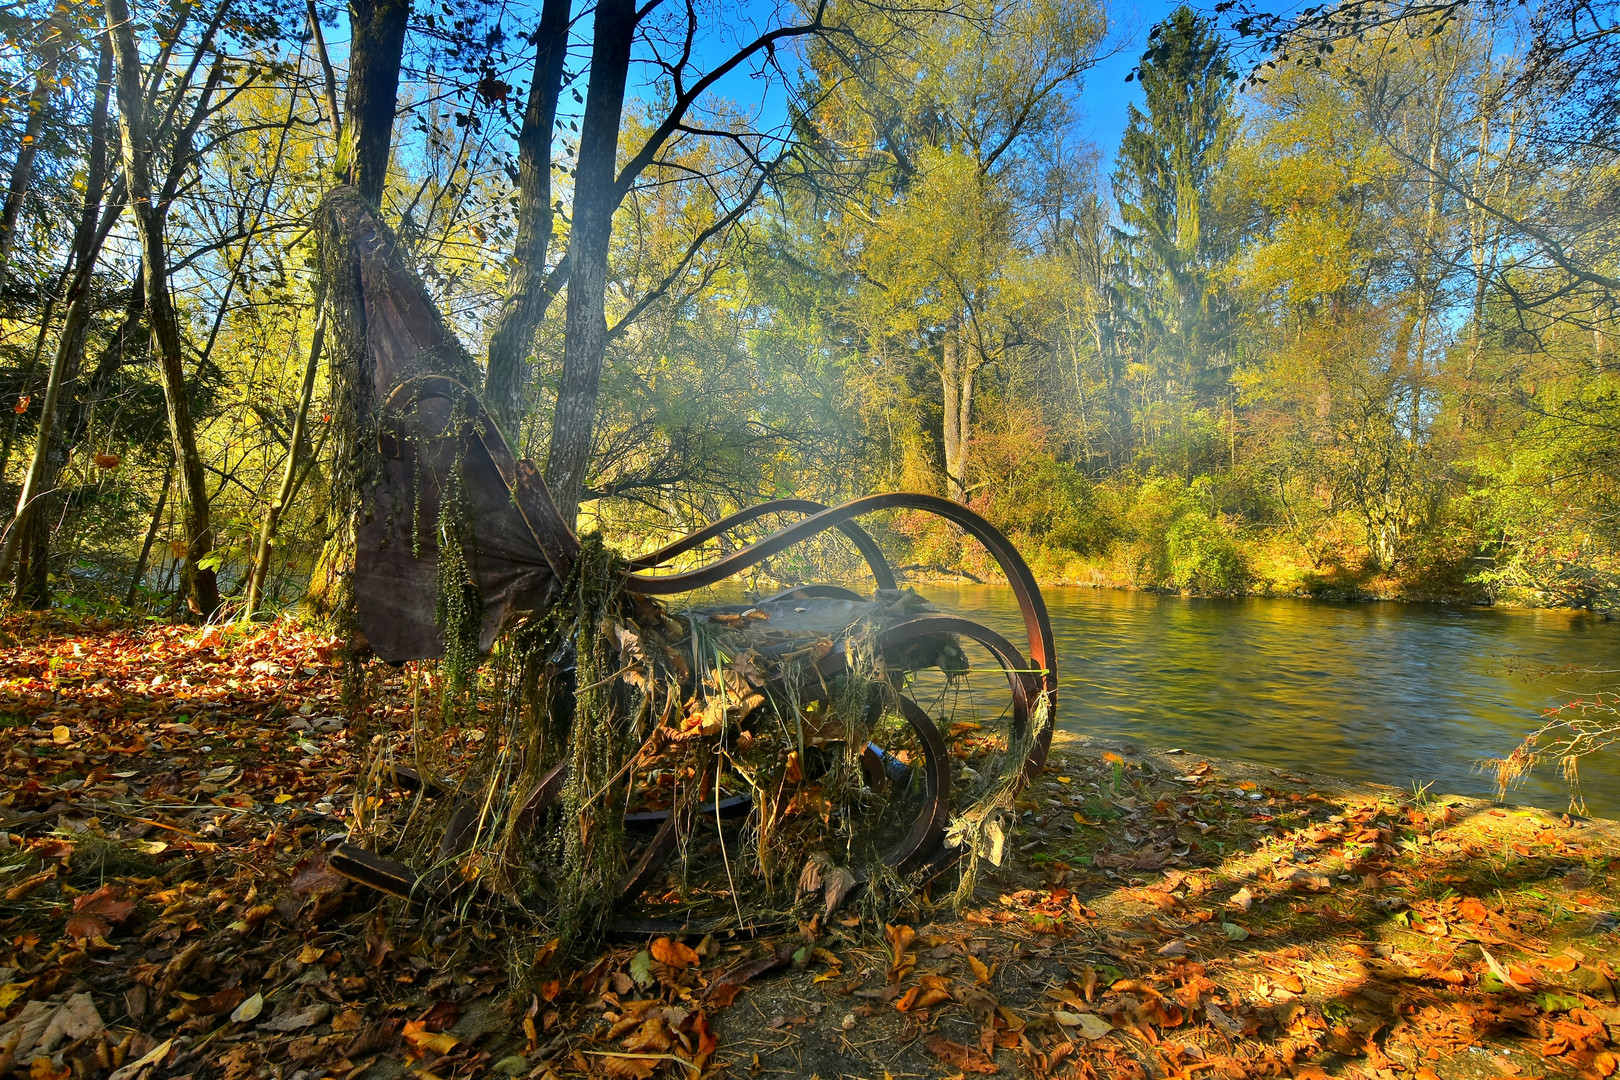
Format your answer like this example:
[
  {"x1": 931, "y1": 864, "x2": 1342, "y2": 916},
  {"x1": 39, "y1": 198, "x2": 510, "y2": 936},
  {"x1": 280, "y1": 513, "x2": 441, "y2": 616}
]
[{"x1": 317, "y1": 188, "x2": 1057, "y2": 932}]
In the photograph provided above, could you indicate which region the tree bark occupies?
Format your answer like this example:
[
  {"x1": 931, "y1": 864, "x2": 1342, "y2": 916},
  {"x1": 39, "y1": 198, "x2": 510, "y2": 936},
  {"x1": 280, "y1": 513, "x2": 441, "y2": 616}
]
[
  {"x1": 0, "y1": 13, "x2": 66, "y2": 288},
  {"x1": 940, "y1": 327, "x2": 973, "y2": 504},
  {"x1": 306, "y1": 0, "x2": 343, "y2": 142},
  {"x1": 246, "y1": 310, "x2": 324, "y2": 615},
  {"x1": 0, "y1": 41, "x2": 114, "y2": 600},
  {"x1": 483, "y1": 0, "x2": 571, "y2": 431},
  {"x1": 107, "y1": 0, "x2": 220, "y2": 616},
  {"x1": 341, "y1": 0, "x2": 410, "y2": 206},
  {"x1": 125, "y1": 463, "x2": 173, "y2": 605},
  {"x1": 544, "y1": 0, "x2": 638, "y2": 525}
]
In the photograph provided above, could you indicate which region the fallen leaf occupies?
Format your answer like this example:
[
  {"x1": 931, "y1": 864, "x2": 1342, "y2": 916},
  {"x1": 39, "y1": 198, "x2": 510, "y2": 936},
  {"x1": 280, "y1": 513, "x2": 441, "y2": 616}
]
[
  {"x1": 403, "y1": 1018, "x2": 460, "y2": 1059},
  {"x1": 620, "y1": 1017, "x2": 671, "y2": 1053},
  {"x1": 30, "y1": 1057, "x2": 71, "y2": 1080},
  {"x1": 37, "y1": 993, "x2": 103, "y2": 1053},
  {"x1": 1053, "y1": 1010, "x2": 1113, "y2": 1040},
  {"x1": 231, "y1": 992, "x2": 264, "y2": 1023},
  {"x1": 106, "y1": 1038, "x2": 173, "y2": 1080},
  {"x1": 885, "y1": 922, "x2": 917, "y2": 979},
  {"x1": 704, "y1": 951, "x2": 790, "y2": 1009},
  {"x1": 259, "y1": 1003, "x2": 330, "y2": 1032},
  {"x1": 598, "y1": 1055, "x2": 658, "y2": 1079},
  {"x1": 1481, "y1": 947, "x2": 1535, "y2": 992},
  {"x1": 628, "y1": 950, "x2": 655, "y2": 989},
  {"x1": 926, "y1": 1036, "x2": 999, "y2": 1073},
  {"x1": 650, "y1": 937, "x2": 699, "y2": 969}
]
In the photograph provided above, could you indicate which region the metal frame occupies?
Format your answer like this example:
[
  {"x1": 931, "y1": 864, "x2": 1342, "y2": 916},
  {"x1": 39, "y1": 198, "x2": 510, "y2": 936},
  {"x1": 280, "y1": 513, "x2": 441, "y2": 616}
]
[{"x1": 333, "y1": 377, "x2": 1059, "y2": 920}]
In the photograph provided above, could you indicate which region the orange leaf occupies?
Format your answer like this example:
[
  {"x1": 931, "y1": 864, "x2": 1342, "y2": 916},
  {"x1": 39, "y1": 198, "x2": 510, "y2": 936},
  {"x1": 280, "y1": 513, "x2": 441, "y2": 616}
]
[
  {"x1": 926, "y1": 1036, "x2": 999, "y2": 1074},
  {"x1": 650, "y1": 937, "x2": 699, "y2": 969},
  {"x1": 1544, "y1": 954, "x2": 1579, "y2": 973},
  {"x1": 402, "y1": 1019, "x2": 460, "y2": 1059},
  {"x1": 620, "y1": 1017, "x2": 671, "y2": 1053},
  {"x1": 599, "y1": 1057, "x2": 658, "y2": 1080}
]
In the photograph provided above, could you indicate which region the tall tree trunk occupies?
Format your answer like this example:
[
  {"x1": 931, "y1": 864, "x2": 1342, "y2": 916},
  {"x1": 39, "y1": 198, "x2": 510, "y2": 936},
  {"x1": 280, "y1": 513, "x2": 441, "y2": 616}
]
[
  {"x1": 246, "y1": 310, "x2": 324, "y2": 615},
  {"x1": 484, "y1": 0, "x2": 571, "y2": 431},
  {"x1": 0, "y1": 14, "x2": 66, "y2": 288},
  {"x1": 940, "y1": 327, "x2": 973, "y2": 504},
  {"x1": 126, "y1": 463, "x2": 173, "y2": 606},
  {"x1": 107, "y1": 0, "x2": 220, "y2": 617},
  {"x1": 0, "y1": 41, "x2": 114, "y2": 598},
  {"x1": 306, "y1": 0, "x2": 343, "y2": 142},
  {"x1": 341, "y1": 0, "x2": 410, "y2": 206},
  {"x1": 544, "y1": 0, "x2": 638, "y2": 524}
]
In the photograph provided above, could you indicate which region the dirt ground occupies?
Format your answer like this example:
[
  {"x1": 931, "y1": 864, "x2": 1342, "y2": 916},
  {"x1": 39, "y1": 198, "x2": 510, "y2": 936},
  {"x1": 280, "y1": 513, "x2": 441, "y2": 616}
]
[{"x1": 1, "y1": 613, "x2": 1617, "y2": 1080}]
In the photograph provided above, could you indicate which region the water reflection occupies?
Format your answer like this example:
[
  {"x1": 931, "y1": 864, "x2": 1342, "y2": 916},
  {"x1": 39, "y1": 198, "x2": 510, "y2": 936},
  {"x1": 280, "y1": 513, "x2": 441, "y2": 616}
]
[{"x1": 919, "y1": 585, "x2": 1620, "y2": 818}]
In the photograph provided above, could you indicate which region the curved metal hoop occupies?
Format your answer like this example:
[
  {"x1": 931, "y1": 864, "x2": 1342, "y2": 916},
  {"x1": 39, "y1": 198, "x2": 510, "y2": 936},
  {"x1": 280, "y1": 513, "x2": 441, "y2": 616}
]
[
  {"x1": 628, "y1": 499, "x2": 898, "y2": 591},
  {"x1": 626, "y1": 494, "x2": 1058, "y2": 761}
]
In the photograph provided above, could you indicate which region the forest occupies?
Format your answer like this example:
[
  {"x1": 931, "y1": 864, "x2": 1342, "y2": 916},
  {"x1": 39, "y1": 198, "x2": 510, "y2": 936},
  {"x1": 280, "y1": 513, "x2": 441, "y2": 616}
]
[{"x1": 0, "y1": 0, "x2": 1617, "y2": 615}]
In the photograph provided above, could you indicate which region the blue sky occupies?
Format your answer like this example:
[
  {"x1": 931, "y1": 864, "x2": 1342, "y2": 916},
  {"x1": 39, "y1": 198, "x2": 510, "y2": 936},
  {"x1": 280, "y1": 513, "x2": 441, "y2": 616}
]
[
  {"x1": 607, "y1": 0, "x2": 1191, "y2": 174},
  {"x1": 1080, "y1": 0, "x2": 1187, "y2": 166}
]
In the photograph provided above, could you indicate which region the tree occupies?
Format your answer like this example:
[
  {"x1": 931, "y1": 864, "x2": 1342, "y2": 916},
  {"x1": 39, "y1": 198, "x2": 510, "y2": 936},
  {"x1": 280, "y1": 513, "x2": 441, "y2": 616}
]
[
  {"x1": 481, "y1": 0, "x2": 569, "y2": 430},
  {"x1": 790, "y1": 0, "x2": 1106, "y2": 503},
  {"x1": 1111, "y1": 4, "x2": 1238, "y2": 467},
  {"x1": 105, "y1": 0, "x2": 228, "y2": 615}
]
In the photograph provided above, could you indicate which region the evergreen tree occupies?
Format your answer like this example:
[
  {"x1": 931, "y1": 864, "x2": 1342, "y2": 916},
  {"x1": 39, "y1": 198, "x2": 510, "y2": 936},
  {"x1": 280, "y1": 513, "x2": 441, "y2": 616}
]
[{"x1": 1112, "y1": 6, "x2": 1237, "y2": 434}]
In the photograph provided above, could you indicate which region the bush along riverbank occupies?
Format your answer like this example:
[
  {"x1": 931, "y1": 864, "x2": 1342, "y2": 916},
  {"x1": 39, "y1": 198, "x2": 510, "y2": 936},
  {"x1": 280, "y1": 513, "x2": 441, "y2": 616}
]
[
  {"x1": 1, "y1": 613, "x2": 1617, "y2": 1080},
  {"x1": 883, "y1": 472, "x2": 1619, "y2": 611}
]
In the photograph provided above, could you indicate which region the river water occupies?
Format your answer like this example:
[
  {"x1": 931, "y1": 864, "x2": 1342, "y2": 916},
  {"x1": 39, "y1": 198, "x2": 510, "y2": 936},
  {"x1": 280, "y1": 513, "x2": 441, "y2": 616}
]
[{"x1": 915, "y1": 585, "x2": 1620, "y2": 818}]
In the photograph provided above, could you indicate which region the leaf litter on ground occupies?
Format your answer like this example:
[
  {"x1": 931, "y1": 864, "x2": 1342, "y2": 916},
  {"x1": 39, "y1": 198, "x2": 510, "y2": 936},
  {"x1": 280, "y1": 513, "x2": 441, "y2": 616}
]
[{"x1": 0, "y1": 612, "x2": 1617, "y2": 1079}]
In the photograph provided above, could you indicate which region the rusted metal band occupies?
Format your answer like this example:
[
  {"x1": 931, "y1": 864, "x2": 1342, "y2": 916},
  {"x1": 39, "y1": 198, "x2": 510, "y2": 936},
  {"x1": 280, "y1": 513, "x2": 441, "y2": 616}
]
[
  {"x1": 627, "y1": 498, "x2": 898, "y2": 591},
  {"x1": 625, "y1": 492, "x2": 1057, "y2": 724}
]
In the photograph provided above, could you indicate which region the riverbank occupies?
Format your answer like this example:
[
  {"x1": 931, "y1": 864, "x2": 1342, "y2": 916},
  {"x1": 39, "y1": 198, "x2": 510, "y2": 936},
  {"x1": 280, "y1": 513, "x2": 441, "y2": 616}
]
[
  {"x1": 901, "y1": 558, "x2": 1582, "y2": 611},
  {"x1": 1, "y1": 614, "x2": 1616, "y2": 1080}
]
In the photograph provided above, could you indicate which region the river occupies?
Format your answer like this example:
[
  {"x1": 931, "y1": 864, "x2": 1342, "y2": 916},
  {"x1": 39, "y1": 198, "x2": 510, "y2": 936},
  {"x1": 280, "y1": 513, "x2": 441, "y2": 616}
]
[{"x1": 916, "y1": 585, "x2": 1620, "y2": 819}]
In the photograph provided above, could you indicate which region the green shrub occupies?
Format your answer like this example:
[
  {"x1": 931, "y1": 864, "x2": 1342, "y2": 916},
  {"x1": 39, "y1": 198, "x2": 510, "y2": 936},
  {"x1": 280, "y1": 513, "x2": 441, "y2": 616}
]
[{"x1": 1166, "y1": 511, "x2": 1249, "y2": 591}]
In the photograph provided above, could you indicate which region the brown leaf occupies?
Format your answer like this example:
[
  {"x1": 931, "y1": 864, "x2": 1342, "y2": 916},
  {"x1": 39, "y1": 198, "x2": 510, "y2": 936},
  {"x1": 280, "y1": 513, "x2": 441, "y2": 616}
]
[
  {"x1": 598, "y1": 1056, "x2": 658, "y2": 1079},
  {"x1": 885, "y1": 923, "x2": 916, "y2": 981},
  {"x1": 415, "y1": 1000, "x2": 460, "y2": 1033},
  {"x1": 926, "y1": 1036, "x2": 999, "y2": 1073},
  {"x1": 64, "y1": 885, "x2": 135, "y2": 940},
  {"x1": 620, "y1": 1017, "x2": 671, "y2": 1054},
  {"x1": 5, "y1": 870, "x2": 57, "y2": 901},
  {"x1": 290, "y1": 852, "x2": 345, "y2": 897},
  {"x1": 703, "y1": 951, "x2": 790, "y2": 1009}
]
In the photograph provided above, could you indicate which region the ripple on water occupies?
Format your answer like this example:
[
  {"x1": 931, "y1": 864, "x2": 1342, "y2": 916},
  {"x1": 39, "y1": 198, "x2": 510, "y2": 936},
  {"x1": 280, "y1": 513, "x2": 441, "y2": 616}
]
[{"x1": 916, "y1": 585, "x2": 1620, "y2": 819}]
